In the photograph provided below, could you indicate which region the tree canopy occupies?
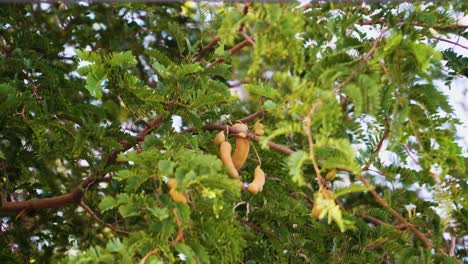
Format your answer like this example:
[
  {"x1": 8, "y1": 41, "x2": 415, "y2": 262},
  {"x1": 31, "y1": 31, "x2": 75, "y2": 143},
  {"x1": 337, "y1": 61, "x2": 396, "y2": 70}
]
[{"x1": 0, "y1": 2, "x2": 467, "y2": 263}]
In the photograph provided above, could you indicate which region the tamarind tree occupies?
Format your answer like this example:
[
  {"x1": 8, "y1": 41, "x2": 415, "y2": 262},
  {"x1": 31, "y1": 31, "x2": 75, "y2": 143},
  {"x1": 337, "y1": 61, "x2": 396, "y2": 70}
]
[{"x1": 0, "y1": 2, "x2": 467, "y2": 263}]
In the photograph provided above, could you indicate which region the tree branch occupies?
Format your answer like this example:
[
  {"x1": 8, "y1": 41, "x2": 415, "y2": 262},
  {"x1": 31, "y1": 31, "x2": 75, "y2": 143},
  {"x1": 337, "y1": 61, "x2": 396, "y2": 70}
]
[
  {"x1": 172, "y1": 208, "x2": 184, "y2": 244},
  {"x1": 433, "y1": 36, "x2": 468, "y2": 50},
  {"x1": 207, "y1": 38, "x2": 254, "y2": 68},
  {"x1": 237, "y1": 109, "x2": 266, "y2": 123},
  {"x1": 363, "y1": 117, "x2": 391, "y2": 170},
  {"x1": 139, "y1": 248, "x2": 160, "y2": 264},
  {"x1": 194, "y1": 36, "x2": 220, "y2": 62},
  {"x1": 197, "y1": 124, "x2": 295, "y2": 155},
  {"x1": 79, "y1": 201, "x2": 129, "y2": 236},
  {"x1": 334, "y1": 29, "x2": 387, "y2": 94},
  {"x1": 1, "y1": 113, "x2": 169, "y2": 212},
  {"x1": 303, "y1": 101, "x2": 325, "y2": 188},
  {"x1": 359, "y1": 19, "x2": 468, "y2": 30}
]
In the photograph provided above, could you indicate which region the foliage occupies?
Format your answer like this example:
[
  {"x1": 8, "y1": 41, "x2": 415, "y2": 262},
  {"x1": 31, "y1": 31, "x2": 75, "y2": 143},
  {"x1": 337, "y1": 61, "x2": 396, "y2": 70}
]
[{"x1": 0, "y1": 2, "x2": 467, "y2": 263}]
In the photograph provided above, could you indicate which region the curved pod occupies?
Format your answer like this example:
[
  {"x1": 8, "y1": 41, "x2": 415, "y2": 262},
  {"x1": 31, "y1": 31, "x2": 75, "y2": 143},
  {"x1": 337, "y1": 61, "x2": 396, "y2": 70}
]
[
  {"x1": 248, "y1": 166, "x2": 266, "y2": 194},
  {"x1": 232, "y1": 124, "x2": 250, "y2": 170},
  {"x1": 219, "y1": 141, "x2": 239, "y2": 178}
]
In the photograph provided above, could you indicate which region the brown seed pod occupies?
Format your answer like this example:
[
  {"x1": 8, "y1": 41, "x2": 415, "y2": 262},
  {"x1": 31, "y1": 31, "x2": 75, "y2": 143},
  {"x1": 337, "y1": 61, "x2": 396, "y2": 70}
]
[
  {"x1": 213, "y1": 131, "x2": 226, "y2": 146},
  {"x1": 311, "y1": 202, "x2": 322, "y2": 220},
  {"x1": 219, "y1": 141, "x2": 239, "y2": 178},
  {"x1": 322, "y1": 189, "x2": 334, "y2": 200},
  {"x1": 325, "y1": 169, "x2": 336, "y2": 181},
  {"x1": 169, "y1": 189, "x2": 188, "y2": 204},
  {"x1": 253, "y1": 120, "x2": 265, "y2": 136},
  {"x1": 237, "y1": 179, "x2": 245, "y2": 191},
  {"x1": 232, "y1": 123, "x2": 248, "y2": 136},
  {"x1": 248, "y1": 166, "x2": 266, "y2": 194},
  {"x1": 232, "y1": 124, "x2": 250, "y2": 170},
  {"x1": 167, "y1": 178, "x2": 177, "y2": 189}
]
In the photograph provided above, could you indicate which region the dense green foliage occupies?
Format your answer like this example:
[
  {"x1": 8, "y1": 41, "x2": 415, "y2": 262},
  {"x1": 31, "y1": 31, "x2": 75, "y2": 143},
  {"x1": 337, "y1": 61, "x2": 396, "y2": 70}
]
[{"x1": 0, "y1": 2, "x2": 467, "y2": 263}]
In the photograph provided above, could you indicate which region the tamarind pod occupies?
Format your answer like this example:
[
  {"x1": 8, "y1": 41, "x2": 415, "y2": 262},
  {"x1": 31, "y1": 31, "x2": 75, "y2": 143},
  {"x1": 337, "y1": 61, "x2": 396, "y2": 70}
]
[
  {"x1": 169, "y1": 189, "x2": 188, "y2": 204},
  {"x1": 232, "y1": 123, "x2": 248, "y2": 133},
  {"x1": 311, "y1": 202, "x2": 322, "y2": 220},
  {"x1": 232, "y1": 124, "x2": 250, "y2": 170},
  {"x1": 247, "y1": 182, "x2": 260, "y2": 194},
  {"x1": 254, "y1": 166, "x2": 265, "y2": 192},
  {"x1": 219, "y1": 141, "x2": 239, "y2": 178},
  {"x1": 322, "y1": 189, "x2": 334, "y2": 200},
  {"x1": 232, "y1": 136, "x2": 250, "y2": 170},
  {"x1": 325, "y1": 169, "x2": 336, "y2": 181},
  {"x1": 253, "y1": 121, "x2": 265, "y2": 136},
  {"x1": 248, "y1": 166, "x2": 266, "y2": 194},
  {"x1": 213, "y1": 131, "x2": 226, "y2": 146},
  {"x1": 237, "y1": 132, "x2": 247, "y2": 138},
  {"x1": 237, "y1": 180, "x2": 245, "y2": 191},
  {"x1": 167, "y1": 178, "x2": 177, "y2": 190}
]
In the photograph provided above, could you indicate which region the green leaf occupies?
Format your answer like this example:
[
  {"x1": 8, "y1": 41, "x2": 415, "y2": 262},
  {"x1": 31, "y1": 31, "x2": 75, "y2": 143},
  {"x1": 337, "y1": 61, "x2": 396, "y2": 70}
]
[
  {"x1": 147, "y1": 207, "x2": 170, "y2": 220},
  {"x1": 85, "y1": 66, "x2": 107, "y2": 99},
  {"x1": 174, "y1": 243, "x2": 196, "y2": 264},
  {"x1": 191, "y1": 94, "x2": 227, "y2": 108},
  {"x1": 263, "y1": 99, "x2": 277, "y2": 110},
  {"x1": 152, "y1": 61, "x2": 169, "y2": 79},
  {"x1": 287, "y1": 150, "x2": 309, "y2": 186},
  {"x1": 334, "y1": 183, "x2": 374, "y2": 198},
  {"x1": 98, "y1": 196, "x2": 118, "y2": 212},
  {"x1": 214, "y1": 43, "x2": 225, "y2": 56},
  {"x1": 158, "y1": 160, "x2": 175, "y2": 177},
  {"x1": 118, "y1": 203, "x2": 140, "y2": 218},
  {"x1": 176, "y1": 63, "x2": 203, "y2": 77},
  {"x1": 244, "y1": 83, "x2": 280, "y2": 99}
]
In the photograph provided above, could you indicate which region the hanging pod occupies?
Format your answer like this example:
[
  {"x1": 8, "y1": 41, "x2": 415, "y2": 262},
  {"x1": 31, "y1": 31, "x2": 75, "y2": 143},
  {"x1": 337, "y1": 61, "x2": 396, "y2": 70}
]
[
  {"x1": 219, "y1": 141, "x2": 240, "y2": 178},
  {"x1": 231, "y1": 123, "x2": 250, "y2": 170},
  {"x1": 247, "y1": 166, "x2": 266, "y2": 194}
]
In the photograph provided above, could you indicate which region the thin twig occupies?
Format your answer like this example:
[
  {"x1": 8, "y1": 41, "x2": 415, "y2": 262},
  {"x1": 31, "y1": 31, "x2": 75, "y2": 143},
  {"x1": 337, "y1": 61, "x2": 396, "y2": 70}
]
[
  {"x1": 356, "y1": 174, "x2": 437, "y2": 252},
  {"x1": 403, "y1": 144, "x2": 420, "y2": 165},
  {"x1": 207, "y1": 38, "x2": 254, "y2": 68},
  {"x1": 237, "y1": 109, "x2": 267, "y2": 123},
  {"x1": 334, "y1": 29, "x2": 388, "y2": 94},
  {"x1": 172, "y1": 209, "x2": 184, "y2": 244},
  {"x1": 450, "y1": 235, "x2": 456, "y2": 257},
  {"x1": 303, "y1": 101, "x2": 325, "y2": 188},
  {"x1": 359, "y1": 19, "x2": 468, "y2": 30},
  {"x1": 194, "y1": 36, "x2": 220, "y2": 62},
  {"x1": 139, "y1": 248, "x2": 160, "y2": 264},
  {"x1": 363, "y1": 117, "x2": 391, "y2": 170},
  {"x1": 79, "y1": 201, "x2": 129, "y2": 236},
  {"x1": 181, "y1": 123, "x2": 295, "y2": 155},
  {"x1": 434, "y1": 37, "x2": 468, "y2": 50}
]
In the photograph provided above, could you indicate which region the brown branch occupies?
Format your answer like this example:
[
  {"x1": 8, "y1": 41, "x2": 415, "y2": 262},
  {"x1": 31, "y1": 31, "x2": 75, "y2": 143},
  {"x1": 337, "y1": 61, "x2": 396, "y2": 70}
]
[
  {"x1": 303, "y1": 101, "x2": 325, "y2": 188},
  {"x1": 361, "y1": 215, "x2": 386, "y2": 226},
  {"x1": 79, "y1": 201, "x2": 129, "y2": 236},
  {"x1": 334, "y1": 29, "x2": 387, "y2": 94},
  {"x1": 139, "y1": 248, "x2": 161, "y2": 264},
  {"x1": 172, "y1": 208, "x2": 184, "y2": 244},
  {"x1": 0, "y1": 190, "x2": 83, "y2": 212},
  {"x1": 363, "y1": 117, "x2": 391, "y2": 170},
  {"x1": 356, "y1": 174, "x2": 436, "y2": 251},
  {"x1": 335, "y1": 166, "x2": 446, "y2": 255},
  {"x1": 237, "y1": 109, "x2": 266, "y2": 123},
  {"x1": 194, "y1": 36, "x2": 220, "y2": 62},
  {"x1": 237, "y1": 217, "x2": 276, "y2": 238},
  {"x1": 359, "y1": 19, "x2": 468, "y2": 30},
  {"x1": 207, "y1": 38, "x2": 254, "y2": 68},
  {"x1": 1, "y1": 113, "x2": 169, "y2": 212},
  {"x1": 204, "y1": 124, "x2": 295, "y2": 155},
  {"x1": 449, "y1": 235, "x2": 456, "y2": 257},
  {"x1": 434, "y1": 37, "x2": 468, "y2": 50}
]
